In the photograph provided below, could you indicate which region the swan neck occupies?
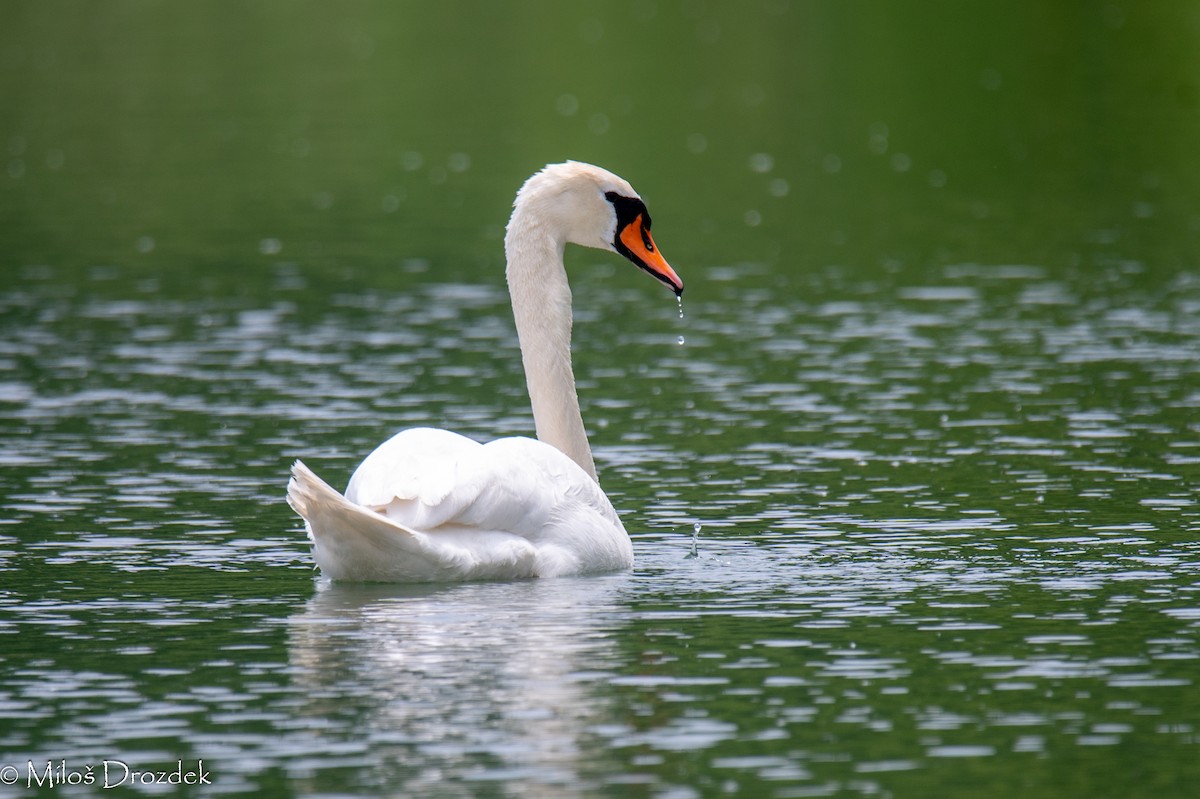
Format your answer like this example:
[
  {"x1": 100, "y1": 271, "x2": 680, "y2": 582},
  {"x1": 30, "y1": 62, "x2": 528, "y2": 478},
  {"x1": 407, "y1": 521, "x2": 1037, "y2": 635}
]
[{"x1": 505, "y1": 218, "x2": 598, "y2": 482}]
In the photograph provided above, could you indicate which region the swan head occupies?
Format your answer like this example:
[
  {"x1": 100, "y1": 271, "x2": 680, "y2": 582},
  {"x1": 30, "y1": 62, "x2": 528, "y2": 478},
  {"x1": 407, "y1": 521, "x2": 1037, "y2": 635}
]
[{"x1": 510, "y1": 161, "x2": 684, "y2": 296}]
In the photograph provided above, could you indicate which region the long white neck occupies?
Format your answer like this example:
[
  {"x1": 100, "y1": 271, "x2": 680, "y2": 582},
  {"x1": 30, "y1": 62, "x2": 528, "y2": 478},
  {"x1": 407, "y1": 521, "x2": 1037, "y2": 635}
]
[{"x1": 504, "y1": 208, "x2": 599, "y2": 482}]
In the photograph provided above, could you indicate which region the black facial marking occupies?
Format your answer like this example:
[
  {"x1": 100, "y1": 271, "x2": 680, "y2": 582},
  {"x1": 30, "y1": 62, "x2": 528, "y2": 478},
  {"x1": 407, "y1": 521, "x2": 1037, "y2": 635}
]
[{"x1": 605, "y1": 191, "x2": 651, "y2": 234}]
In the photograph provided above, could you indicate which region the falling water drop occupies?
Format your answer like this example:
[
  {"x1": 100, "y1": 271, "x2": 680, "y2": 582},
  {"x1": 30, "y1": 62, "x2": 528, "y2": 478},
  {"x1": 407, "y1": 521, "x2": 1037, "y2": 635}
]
[{"x1": 676, "y1": 296, "x2": 685, "y2": 346}]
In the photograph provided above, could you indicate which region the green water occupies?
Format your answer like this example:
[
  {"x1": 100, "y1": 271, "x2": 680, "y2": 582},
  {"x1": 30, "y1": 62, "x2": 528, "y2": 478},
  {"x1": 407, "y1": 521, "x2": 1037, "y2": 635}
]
[{"x1": 2, "y1": 2, "x2": 1199, "y2": 797}]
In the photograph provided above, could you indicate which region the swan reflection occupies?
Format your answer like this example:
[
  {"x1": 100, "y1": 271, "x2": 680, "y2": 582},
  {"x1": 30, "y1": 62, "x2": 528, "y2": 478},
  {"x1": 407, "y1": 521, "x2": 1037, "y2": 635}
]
[{"x1": 287, "y1": 574, "x2": 629, "y2": 795}]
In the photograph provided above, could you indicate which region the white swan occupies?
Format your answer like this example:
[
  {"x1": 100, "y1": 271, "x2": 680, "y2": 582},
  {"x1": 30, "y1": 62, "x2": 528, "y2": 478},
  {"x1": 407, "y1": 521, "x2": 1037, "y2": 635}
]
[{"x1": 287, "y1": 161, "x2": 684, "y2": 582}]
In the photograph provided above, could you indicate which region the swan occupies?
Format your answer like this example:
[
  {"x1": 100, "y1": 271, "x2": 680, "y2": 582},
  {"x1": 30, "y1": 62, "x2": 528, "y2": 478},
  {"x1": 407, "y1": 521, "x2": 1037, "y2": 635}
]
[{"x1": 286, "y1": 161, "x2": 684, "y2": 582}]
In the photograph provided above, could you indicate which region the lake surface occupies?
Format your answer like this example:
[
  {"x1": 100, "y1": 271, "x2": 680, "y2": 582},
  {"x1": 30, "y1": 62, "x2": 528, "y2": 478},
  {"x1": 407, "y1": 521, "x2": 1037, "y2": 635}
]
[{"x1": 2, "y1": 2, "x2": 1199, "y2": 797}]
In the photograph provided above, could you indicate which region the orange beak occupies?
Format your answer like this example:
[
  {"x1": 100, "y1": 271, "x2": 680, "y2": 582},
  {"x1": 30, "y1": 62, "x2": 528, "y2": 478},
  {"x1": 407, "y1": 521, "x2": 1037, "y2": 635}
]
[{"x1": 618, "y1": 214, "x2": 684, "y2": 296}]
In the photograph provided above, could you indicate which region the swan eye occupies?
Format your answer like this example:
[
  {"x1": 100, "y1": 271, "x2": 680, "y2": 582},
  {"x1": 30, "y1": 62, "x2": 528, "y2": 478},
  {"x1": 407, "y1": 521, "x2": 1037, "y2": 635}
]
[{"x1": 641, "y1": 224, "x2": 655, "y2": 252}]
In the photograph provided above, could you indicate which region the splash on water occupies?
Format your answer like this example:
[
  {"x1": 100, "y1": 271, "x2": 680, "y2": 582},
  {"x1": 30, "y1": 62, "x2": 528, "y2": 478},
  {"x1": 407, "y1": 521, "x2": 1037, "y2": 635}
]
[{"x1": 685, "y1": 522, "x2": 701, "y2": 559}]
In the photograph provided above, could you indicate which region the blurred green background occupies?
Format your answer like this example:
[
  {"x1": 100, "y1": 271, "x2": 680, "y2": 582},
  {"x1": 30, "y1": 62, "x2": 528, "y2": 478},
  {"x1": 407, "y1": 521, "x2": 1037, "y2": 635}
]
[{"x1": 4, "y1": 1, "x2": 1198, "y2": 295}]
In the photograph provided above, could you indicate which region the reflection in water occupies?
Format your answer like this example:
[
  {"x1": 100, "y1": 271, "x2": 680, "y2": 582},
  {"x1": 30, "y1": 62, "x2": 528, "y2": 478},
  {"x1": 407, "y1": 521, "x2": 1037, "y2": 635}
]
[{"x1": 287, "y1": 576, "x2": 629, "y2": 796}]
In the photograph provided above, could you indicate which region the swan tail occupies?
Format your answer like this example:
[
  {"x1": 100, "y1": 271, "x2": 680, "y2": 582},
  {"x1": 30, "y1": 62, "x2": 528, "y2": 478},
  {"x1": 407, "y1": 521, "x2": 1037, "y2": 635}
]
[
  {"x1": 287, "y1": 460, "x2": 370, "y2": 527},
  {"x1": 287, "y1": 460, "x2": 449, "y2": 581}
]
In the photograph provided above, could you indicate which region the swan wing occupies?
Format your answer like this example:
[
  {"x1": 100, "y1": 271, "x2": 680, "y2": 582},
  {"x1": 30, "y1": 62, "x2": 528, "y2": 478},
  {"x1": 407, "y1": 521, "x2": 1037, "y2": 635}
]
[
  {"x1": 344, "y1": 427, "x2": 481, "y2": 515},
  {"x1": 288, "y1": 430, "x2": 630, "y2": 582},
  {"x1": 289, "y1": 458, "x2": 545, "y2": 582}
]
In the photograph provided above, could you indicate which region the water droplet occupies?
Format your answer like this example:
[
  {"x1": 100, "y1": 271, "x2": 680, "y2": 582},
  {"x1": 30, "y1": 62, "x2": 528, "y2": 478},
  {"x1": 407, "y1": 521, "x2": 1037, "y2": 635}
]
[
  {"x1": 676, "y1": 295, "x2": 685, "y2": 319},
  {"x1": 677, "y1": 335, "x2": 685, "y2": 346},
  {"x1": 694, "y1": 522, "x2": 702, "y2": 535}
]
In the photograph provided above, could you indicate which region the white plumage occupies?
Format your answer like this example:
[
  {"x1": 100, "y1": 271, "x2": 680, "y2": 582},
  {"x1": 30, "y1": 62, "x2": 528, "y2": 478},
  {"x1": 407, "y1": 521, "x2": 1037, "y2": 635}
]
[{"x1": 287, "y1": 162, "x2": 683, "y2": 582}]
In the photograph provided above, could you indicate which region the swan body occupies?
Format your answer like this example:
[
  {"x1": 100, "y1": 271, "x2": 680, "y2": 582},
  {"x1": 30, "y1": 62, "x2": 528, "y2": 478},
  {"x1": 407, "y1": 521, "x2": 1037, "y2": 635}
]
[{"x1": 288, "y1": 161, "x2": 683, "y2": 582}]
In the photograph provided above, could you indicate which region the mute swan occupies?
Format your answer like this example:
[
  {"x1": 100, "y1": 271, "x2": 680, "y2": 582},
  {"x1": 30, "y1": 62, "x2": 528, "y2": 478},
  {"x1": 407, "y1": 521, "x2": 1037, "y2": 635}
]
[{"x1": 287, "y1": 161, "x2": 684, "y2": 582}]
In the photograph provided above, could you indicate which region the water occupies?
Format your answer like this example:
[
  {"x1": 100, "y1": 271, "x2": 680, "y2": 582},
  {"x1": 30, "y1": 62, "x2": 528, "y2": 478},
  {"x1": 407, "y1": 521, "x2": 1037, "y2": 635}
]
[
  {"x1": 3, "y1": 247, "x2": 1198, "y2": 799},
  {"x1": 3, "y1": 2, "x2": 1200, "y2": 797}
]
